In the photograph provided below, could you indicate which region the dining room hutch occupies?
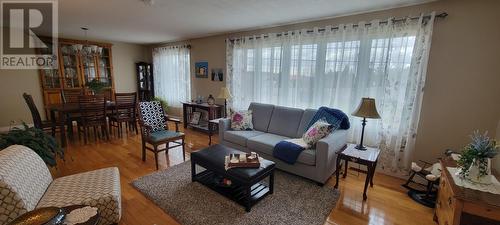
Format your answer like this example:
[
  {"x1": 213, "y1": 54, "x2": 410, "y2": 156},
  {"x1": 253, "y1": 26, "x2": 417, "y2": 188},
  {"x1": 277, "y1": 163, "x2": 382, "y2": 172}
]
[{"x1": 39, "y1": 38, "x2": 115, "y2": 111}]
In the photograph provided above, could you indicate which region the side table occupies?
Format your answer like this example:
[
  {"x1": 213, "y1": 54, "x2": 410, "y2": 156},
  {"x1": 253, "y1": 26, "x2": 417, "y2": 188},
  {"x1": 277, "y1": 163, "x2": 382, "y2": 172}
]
[
  {"x1": 208, "y1": 118, "x2": 223, "y2": 145},
  {"x1": 334, "y1": 143, "x2": 380, "y2": 200}
]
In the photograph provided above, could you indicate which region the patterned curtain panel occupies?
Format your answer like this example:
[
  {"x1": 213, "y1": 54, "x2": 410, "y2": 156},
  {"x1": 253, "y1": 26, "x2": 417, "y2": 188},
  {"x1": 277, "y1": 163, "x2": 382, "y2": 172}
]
[
  {"x1": 226, "y1": 13, "x2": 436, "y2": 176},
  {"x1": 153, "y1": 45, "x2": 191, "y2": 108}
]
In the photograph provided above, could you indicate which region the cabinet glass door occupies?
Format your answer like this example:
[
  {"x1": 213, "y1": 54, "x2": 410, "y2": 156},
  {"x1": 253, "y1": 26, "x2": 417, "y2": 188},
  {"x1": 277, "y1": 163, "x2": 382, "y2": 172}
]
[
  {"x1": 61, "y1": 44, "x2": 80, "y2": 88},
  {"x1": 82, "y1": 46, "x2": 97, "y2": 83},
  {"x1": 98, "y1": 47, "x2": 112, "y2": 86},
  {"x1": 39, "y1": 42, "x2": 60, "y2": 88}
]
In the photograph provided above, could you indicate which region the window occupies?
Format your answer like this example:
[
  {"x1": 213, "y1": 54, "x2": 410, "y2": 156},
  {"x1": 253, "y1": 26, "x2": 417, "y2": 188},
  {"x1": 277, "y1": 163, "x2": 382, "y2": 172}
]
[
  {"x1": 228, "y1": 15, "x2": 436, "y2": 176},
  {"x1": 325, "y1": 41, "x2": 360, "y2": 74},
  {"x1": 246, "y1": 49, "x2": 254, "y2": 72},
  {"x1": 152, "y1": 46, "x2": 191, "y2": 108}
]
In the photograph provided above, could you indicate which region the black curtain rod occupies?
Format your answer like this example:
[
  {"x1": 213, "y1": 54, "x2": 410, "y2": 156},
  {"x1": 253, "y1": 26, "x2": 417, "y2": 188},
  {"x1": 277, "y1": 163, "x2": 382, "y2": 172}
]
[{"x1": 227, "y1": 12, "x2": 448, "y2": 42}]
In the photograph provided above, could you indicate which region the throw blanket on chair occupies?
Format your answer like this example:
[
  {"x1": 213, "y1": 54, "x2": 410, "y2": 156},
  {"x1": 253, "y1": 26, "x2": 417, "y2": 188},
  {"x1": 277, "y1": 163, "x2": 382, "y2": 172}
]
[
  {"x1": 305, "y1": 106, "x2": 350, "y2": 131},
  {"x1": 273, "y1": 138, "x2": 308, "y2": 164}
]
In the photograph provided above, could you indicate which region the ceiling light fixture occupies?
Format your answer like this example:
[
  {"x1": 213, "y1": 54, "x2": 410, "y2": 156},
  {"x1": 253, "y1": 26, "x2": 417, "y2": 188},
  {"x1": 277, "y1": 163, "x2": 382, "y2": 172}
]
[
  {"x1": 71, "y1": 27, "x2": 102, "y2": 56},
  {"x1": 141, "y1": 0, "x2": 155, "y2": 6}
]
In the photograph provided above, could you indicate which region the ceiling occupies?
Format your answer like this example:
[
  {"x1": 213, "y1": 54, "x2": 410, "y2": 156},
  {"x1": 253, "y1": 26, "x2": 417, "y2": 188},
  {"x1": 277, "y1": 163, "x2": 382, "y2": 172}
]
[{"x1": 58, "y1": 0, "x2": 433, "y2": 44}]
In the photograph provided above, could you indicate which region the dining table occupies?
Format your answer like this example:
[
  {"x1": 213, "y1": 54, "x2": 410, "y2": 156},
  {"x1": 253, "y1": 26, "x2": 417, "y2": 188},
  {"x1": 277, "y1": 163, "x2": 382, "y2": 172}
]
[{"x1": 46, "y1": 101, "x2": 115, "y2": 147}]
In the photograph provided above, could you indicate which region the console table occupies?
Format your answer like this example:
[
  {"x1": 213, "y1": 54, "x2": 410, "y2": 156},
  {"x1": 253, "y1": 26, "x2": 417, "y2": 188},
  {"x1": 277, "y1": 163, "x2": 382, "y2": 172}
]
[
  {"x1": 182, "y1": 102, "x2": 222, "y2": 133},
  {"x1": 434, "y1": 158, "x2": 500, "y2": 225}
]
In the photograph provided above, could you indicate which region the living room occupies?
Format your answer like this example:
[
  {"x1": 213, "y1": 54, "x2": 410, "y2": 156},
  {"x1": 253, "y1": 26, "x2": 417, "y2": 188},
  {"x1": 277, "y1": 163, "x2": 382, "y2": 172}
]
[{"x1": 0, "y1": 0, "x2": 499, "y2": 225}]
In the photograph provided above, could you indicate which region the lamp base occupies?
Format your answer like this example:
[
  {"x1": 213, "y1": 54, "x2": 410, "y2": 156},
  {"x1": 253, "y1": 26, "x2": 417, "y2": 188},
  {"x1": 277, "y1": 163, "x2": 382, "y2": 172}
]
[{"x1": 355, "y1": 144, "x2": 367, "y2": 151}]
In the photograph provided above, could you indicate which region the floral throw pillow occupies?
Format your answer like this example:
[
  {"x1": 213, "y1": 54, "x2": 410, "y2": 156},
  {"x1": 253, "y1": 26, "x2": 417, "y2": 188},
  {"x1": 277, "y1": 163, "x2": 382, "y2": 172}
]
[
  {"x1": 230, "y1": 109, "x2": 254, "y2": 130},
  {"x1": 302, "y1": 118, "x2": 333, "y2": 147}
]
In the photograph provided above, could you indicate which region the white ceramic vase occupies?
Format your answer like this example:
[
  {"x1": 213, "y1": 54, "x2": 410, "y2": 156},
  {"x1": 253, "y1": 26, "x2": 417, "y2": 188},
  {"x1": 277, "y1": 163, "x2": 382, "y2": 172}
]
[{"x1": 467, "y1": 158, "x2": 492, "y2": 184}]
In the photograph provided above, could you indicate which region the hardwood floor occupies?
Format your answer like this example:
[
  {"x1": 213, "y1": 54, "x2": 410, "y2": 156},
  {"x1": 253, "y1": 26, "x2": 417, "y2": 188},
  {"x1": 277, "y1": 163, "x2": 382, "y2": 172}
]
[{"x1": 51, "y1": 123, "x2": 435, "y2": 225}]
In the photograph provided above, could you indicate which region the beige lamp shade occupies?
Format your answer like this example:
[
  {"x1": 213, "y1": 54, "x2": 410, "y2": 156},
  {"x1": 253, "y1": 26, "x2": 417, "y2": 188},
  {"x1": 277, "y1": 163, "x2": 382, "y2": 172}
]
[
  {"x1": 352, "y1": 98, "x2": 381, "y2": 119},
  {"x1": 217, "y1": 87, "x2": 232, "y2": 100}
]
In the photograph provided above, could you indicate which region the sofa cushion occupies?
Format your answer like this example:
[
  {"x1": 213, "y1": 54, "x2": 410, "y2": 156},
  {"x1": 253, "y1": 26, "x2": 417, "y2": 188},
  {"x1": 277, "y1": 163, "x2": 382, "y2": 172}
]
[
  {"x1": 267, "y1": 106, "x2": 304, "y2": 137},
  {"x1": 229, "y1": 109, "x2": 254, "y2": 130},
  {"x1": 296, "y1": 109, "x2": 317, "y2": 138},
  {"x1": 223, "y1": 130, "x2": 265, "y2": 146},
  {"x1": 248, "y1": 103, "x2": 274, "y2": 132},
  {"x1": 247, "y1": 133, "x2": 289, "y2": 155},
  {"x1": 302, "y1": 118, "x2": 334, "y2": 147},
  {"x1": 37, "y1": 167, "x2": 122, "y2": 225},
  {"x1": 247, "y1": 134, "x2": 316, "y2": 166},
  {"x1": 0, "y1": 145, "x2": 53, "y2": 224}
]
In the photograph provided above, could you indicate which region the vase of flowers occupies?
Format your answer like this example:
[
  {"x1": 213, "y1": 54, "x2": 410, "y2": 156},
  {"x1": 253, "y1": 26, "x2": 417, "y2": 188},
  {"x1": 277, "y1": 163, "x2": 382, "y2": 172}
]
[{"x1": 457, "y1": 131, "x2": 498, "y2": 184}]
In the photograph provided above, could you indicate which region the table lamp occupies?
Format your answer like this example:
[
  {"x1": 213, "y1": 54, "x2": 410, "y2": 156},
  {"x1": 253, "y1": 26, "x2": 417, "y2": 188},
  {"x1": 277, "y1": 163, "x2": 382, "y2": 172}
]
[
  {"x1": 217, "y1": 87, "x2": 232, "y2": 118},
  {"x1": 352, "y1": 97, "x2": 381, "y2": 150}
]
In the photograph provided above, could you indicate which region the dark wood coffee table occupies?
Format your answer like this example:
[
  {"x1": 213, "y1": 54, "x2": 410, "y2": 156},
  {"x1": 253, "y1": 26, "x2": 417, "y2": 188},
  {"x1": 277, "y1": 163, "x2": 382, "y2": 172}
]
[{"x1": 191, "y1": 144, "x2": 275, "y2": 212}]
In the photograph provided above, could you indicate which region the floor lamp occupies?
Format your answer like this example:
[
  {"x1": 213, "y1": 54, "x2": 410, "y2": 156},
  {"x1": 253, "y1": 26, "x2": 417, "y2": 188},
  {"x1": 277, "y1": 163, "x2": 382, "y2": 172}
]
[
  {"x1": 352, "y1": 97, "x2": 381, "y2": 150},
  {"x1": 217, "y1": 87, "x2": 232, "y2": 118}
]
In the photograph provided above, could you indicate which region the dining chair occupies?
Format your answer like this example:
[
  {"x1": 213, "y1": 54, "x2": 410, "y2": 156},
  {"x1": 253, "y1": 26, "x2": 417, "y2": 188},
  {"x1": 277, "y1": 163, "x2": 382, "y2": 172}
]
[
  {"x1": 61, "y1": 89, "x2": 83, "y2": 104},
  {"x1": 61, "y1": 89, "x2": 83, "y2": 138},
  {"x1": 138, "y1": 101, "x2": 185, "y2": 170},
  {"x1": 22, "y1": 93, "x2": 62, "y2": 136},
  {"x1": 109, "y1": 92, "x2": 138, "y2": 137},
  {"x1": 77, "y1": 94, "x2": 109, "y2": 144}
]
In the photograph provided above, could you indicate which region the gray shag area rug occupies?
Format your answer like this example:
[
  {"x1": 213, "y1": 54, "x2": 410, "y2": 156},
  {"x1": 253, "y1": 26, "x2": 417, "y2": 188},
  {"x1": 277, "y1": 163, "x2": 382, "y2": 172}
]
[{"x1": 132, "y1": 161, "x2": 339, "y2": 225}]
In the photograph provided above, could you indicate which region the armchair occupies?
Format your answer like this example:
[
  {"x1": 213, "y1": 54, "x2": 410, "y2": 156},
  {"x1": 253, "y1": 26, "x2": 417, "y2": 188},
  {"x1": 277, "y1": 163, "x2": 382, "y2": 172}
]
[
  {"x1": 138, "y1": 101, "x2": 185, "y2": 170},
  {"x1": 0, "y1": 145, "x2": 121, "y2": 225}
]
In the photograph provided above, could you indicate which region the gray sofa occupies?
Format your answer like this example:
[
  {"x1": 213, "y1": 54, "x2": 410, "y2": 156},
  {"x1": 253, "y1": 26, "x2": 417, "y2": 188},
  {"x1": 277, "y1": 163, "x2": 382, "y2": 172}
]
[{"x1": 219, "y1": 102, "x2": 348, "y2": 184}]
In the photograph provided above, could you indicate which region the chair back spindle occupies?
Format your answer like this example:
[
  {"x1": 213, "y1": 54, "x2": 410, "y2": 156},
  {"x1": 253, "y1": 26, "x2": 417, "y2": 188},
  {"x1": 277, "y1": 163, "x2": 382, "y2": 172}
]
[
  {"x1": 22, "y1": 93, "x2": 43, "y2": 129},
  {"x1": 78, "y1": 95, "x2": 107, "y2": 125},
  {"x1": 114, "y1": 92, "x2": 137, "y2": 119},
  {"x1": 62, "y1": 89, "x2": 83, "y2": 104}
]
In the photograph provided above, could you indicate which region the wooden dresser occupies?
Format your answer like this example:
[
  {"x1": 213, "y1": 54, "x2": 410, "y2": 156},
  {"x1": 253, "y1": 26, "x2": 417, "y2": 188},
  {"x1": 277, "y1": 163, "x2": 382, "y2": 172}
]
[{"x1": 435, "y1": 158, "x2": 500, "y2": 225}]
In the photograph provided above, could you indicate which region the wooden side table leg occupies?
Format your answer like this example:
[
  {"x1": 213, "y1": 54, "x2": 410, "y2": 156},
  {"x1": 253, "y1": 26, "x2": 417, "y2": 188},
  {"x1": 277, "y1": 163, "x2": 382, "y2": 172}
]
[
  {"x1": 370, "y1": 161, "x2": 377, "y2": 187},
  {"x1": 343, "y1": 160, "x2": 348, "y2": 178},
  {"x1": 363, "y1": 163, "x2": 372, "y2": 200},
  {"x1": 183, "y1": 104, "x2": 188, "y2": 128},
  {"x1": 208, "y1": 122, "x2": 212, "y2": 145},
  {"x1": 334, "y1": 156, "x2": 342, "y2": 189}
]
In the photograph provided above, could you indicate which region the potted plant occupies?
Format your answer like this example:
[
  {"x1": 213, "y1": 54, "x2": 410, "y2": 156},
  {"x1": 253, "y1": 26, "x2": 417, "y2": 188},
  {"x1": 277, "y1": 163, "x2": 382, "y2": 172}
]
[
  {"x1": 153, "y1": 96, "x2": 168, "y2": 112},
  {"x1": 457, "y1": 131, "x2": 498, "y2": 183},
  {"x1": 0, "y1": 123, "x2": 64, "y2": 167},
  {"x1": 86, "y1": 78, "x2": 107, "y2": 94}
]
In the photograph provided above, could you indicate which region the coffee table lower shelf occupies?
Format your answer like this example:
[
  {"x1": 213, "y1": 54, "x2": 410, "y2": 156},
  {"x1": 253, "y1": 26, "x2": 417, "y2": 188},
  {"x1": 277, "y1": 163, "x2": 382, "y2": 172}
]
[{"x1": 192, "y1": 169, "x2": 273, "y2": 212}]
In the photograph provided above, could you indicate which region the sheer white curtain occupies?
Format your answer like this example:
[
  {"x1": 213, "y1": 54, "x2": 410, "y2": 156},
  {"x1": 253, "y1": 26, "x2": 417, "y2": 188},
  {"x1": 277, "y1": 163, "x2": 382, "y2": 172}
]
[
  {"x1": 226, "y1": 13, "x2": 436, "y2": 175},
  {"x1": 153, "y1": 45, "x2": 191, "y2": 109}
]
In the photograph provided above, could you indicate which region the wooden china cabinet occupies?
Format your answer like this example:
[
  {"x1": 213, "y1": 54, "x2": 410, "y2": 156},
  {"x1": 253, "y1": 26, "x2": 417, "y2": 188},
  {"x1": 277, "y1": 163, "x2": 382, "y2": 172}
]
[{"x1": 39, "y1": 38, "x2": 115, "y2": 110}]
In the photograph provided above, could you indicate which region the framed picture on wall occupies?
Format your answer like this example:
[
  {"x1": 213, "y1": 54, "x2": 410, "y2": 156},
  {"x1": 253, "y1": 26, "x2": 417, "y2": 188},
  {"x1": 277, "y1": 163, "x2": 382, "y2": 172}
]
[
  {"x1": 195, "y1": 61, "x2": 208, "y2": 78},
  {"x1": 211, "y1": 68, "x2": 223, "y2": 81}
]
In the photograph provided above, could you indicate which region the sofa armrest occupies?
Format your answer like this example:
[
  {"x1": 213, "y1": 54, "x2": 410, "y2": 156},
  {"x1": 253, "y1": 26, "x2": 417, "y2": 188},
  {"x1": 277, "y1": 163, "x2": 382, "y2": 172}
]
[
  {"x1": 218, "y1": 118, "x2": 231, "y2": 142},
  {"x1": 315, "y1": 129, "x2": 348, "y2": 171}
]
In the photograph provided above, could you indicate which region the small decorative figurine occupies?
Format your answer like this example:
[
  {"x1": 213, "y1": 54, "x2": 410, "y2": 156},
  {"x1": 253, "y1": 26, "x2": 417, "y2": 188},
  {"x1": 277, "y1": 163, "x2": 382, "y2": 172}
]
[{"x1": 207, "y1": 94, "x2": 215, "y2": 105}]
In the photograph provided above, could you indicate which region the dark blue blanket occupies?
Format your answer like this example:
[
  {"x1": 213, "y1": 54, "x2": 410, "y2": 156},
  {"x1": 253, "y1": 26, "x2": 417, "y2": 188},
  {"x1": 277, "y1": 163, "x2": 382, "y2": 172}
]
[
  {"x1": 273, "y1": 141, "x2": 305, "y2": 164},
  {"x1": 306, "y1": 107, "x2": 350, "y2": 131}
]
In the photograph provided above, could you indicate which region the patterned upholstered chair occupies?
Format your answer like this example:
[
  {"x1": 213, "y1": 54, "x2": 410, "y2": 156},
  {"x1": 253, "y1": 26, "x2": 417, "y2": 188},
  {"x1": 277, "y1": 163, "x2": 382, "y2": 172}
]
[
  {"x1": 138, "y1": 101, "x2": 185, "y2": 170},
  {"x1": 0, "y1": 145, "x2": 121, "y2": 225}
]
